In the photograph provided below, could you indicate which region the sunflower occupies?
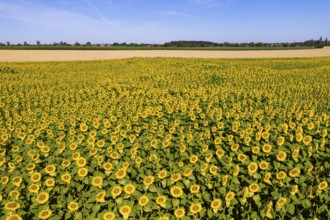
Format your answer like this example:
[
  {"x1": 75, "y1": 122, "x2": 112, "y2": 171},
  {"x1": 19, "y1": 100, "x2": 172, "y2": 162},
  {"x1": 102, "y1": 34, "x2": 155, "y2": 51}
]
[
  {"x1": 5, "y1": 214, "x2": 23, "y2": 220},
  {"x1": 231, "y1": 144, "x2": 239, "y2": 152},
  {"x1": 9, "y1": 190, "x2": 20, "y2": 199},
  {"x1": 28, "y1": 184, "x2": 40, "y2": 193},
  {"x1": 249, "y1": 183, "x2": 260, "y2": 193},
  {"x1": 77, "y1": 168, "x2": 88, "y2": 177},
  {"x1": 170, "y1": 173, "x2": 181, "y2": 183},
  {"x1": 277, "y1": 136, "x2": 285, "y2": 146},
  {"x1": 209, "y1": 165, "x2": 218, "y2": 175},
  {"x1": 190, "y1": 184, "x2": 200, "y2": 194},
  {"x1": 252, "y1": 146, "x2": 260, "y2": 154},
  {"x1": 80, "y1": 123, "x2": 88, "y2": 132},
  {"x1": 290, "y1": 185, "x2": 299, "y2": 195},
  {"x1": 36, "y1": 192, "x2": 49, "y2": 204},
  {"x1": 189, "y1": 155, "x2": 198, "y2": 164},
  {"x1": 61, "y1": 173, "x2": 71, "y2": 184},
  {"x1": 96, "y1": 191, "x2": 106, "y2": 202},
  {"x1": 119, "y1": 205, "x2": 131, "y2": 219},
  {"x1": 216, "y1": 149, "x2": 225, "y2": 158},
  {"x1": 37, "y1": 209, "x2": 52, "y2": 219},
  {"x1": 12, "y1": 176, "x2": 22, "y2": 187},
  {"x1": 170, "y1": 186, "x2": 183, "y2": 198},
  {"x1": 303, "y1": 135, "x2": 312, "y2": 145},
  {"x1": 259, "y1": 161, "x2": 268, "y2": 170},
  {"x1": 233, "y1": 165, "x2": 240, "y2": 177},
  {"x1": 45, "y1": 178, "x2": 55, "y2": 187},
  {"x1": 45, "y1": 165, "x2": 56, "y2": 175},
  {"x1": 92, "y1": 176, "x2": 103, "y2": 188},
  {"x1": 189, "y1": 203, "x2": 202, "y2": 214},
  {"x1": 225, "y1": 192, "x2": 235, "y2": 202},
  {"x1": 4, "y1": 201, "x2": 20, "y2": 211},
  {"x1": 247, "y1": 162, "x2": 258, "y2": 174},
  {"x1": 111, "y1": 186, "x2": 122, "y2": 198},
  {"x1": 67, "y1": 202, "x2": 79, "y2": 212},
  {"x1": 276, "y1": 197, "x2": 286, "y2": 208},
  {"x1": 200, "y1": 163, "x2": 209, "y2": 173},
  {"x1": 103, "y1": 212, "x2": 115, "y2": 220},
  {"x1": 211, "y1": 199, "x2": 222, "y2": 210},
  {"x1": 289, "y1": 168, "x2": 301, "y2": 177},
  {"x1": 262, "y1": 144, "x2": 272, "y2": 154},
  {"x1": 158, "y1": 217, "x2": 169, "y2": 220},
  {"x1": 296, "y1": 133, "x2": 303, "y2": 142},
  {"x1": 72, "y1": 152, "x2": 80, "y2": 160},
  {"x1": 138, "y1": 195, "x2": 149, "y2": 206},
  {"x1": 76, "y1": 157, "x2": 87, "y2": 167},
  {"x1": 276, "y1": 171, "x2": 287, "y2": 180},
  {"x1": 1, "y1": 176, "x2": 9, "y2": 184},
  {"x1": 174, "y1": 207, "x2": 185, "y2": 218},
  {"x1": 115, "y1": 169, "x2": 127, "y2": 179},
  {"x1": 143, "y1": 176, "x2": 154, "y2": 186},
  {"x1": 237, "y1": 153, "x2": 247, "y2": 163},
  {"x1": 261, "y1": 131, "x2": 269, "y2": 139},
  {"x1": 156, "y1": 195, "x2": 167, "y2": 206},
  {"x1": 158, "y1": 170, "x2": 167, "y2": 179},
  {"x1": 318, "y1": 181, "x2": 328, "y2": 190},
  {"x1": 61, "y1": 160, "x2": 71, "y2": 167},
  {"x1": 124, "y1": 184, "x2": 136, "y2": 195},
  {"x1": 276, "y1": 151, "x2": 287, "y2": 162}
]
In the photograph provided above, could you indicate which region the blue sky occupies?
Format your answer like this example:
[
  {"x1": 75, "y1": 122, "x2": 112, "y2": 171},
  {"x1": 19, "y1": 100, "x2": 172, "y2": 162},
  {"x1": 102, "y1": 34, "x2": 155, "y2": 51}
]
[{"x1": 0, "y1": 0, "x2": 329, "y2": 44}]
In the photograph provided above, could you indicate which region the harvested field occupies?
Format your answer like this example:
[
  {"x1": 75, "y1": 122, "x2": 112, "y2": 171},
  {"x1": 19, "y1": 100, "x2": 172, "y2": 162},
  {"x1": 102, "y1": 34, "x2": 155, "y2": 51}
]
[{"x1": 1, "y1": 47, "x2": 330, "y2": 62}]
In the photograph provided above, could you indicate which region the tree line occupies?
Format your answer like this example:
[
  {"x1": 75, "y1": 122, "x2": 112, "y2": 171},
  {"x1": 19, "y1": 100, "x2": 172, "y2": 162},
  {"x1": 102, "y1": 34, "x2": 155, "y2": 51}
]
[{"x1": 0, "y1": 37, "x2": 328, "y2": 48}]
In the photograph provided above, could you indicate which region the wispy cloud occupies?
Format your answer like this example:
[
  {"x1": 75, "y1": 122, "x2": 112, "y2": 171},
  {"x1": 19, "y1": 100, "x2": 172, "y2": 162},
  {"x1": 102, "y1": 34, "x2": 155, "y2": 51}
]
[
  {"x1": 165, "y1": 10, "x2": 194, "y2": 17},
  {"x1": 189, "y1": 0, "x2": 234, "y2": 8}
]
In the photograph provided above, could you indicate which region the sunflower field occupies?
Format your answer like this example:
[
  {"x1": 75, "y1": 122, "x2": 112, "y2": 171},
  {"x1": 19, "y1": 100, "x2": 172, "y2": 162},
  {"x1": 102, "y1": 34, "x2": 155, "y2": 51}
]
[{"x1": 0, "y1": 57, "x2": 329, "y2": 220}]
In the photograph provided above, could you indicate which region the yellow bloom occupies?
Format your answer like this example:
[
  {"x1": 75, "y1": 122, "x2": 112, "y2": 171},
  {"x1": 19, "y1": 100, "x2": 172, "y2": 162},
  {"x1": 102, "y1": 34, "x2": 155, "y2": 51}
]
[
  {"x1": 91, "y1": 176, "x2": 103, "y2": 187},
  {"x1": 249, "y1": 183, "x2": 260, "y2": 193},
  {"x1": 290, "y1": 185, "x2": 299, "y2": 195},
  {"x1": 119, "y1": 205, "x2": 131, "y2": 219},
  {"x1": 61, "y1": 173, "x2": 71, "y2": 184},
  {"x1": 111, "y1": 186, "x2": 122, "y2": 198},
  {"x1": 124, "y1": 184, "x2": 136, "y2": 194},
  {"x1": 289, "y1": 168, "x2": 301, "y2": 177},
  {"x1": 174, "y1": 207, "x2": 185, "y2": 218},
  {"x1": 189, "y1": 203, "x2": 202, "y2": 214},
  {"x1": 45, "y1": 165, "x2": 56, "y2": 175},
  {"x1": 5, "y1": 214, "x2": 23, "y2": 220},
  {"x1": 190, "y1": 184, "x2": 200, "y2": 194},
  {"x1": 189, "y1": 155, "x2": 198, "y2": 164},
  {"x1": 115, "y1": 169, "x2": 127, "y2": 179},
  {"x1": 209, "y1": 165, "x2": 218, "y2": 175},
  {"x1": 143, "y1": 176, "x2": 154, "y2": 186},
  {"x1": 170, "y1": 173, "x2": 181, "y2": 183},
  {"x1": 4, "y1": 201, "x2": 20, "y2": 211},
  {"x1": 276, "y1": 197, "x2": 287, "y2": 208},
  {"x1": 67, "y1": 202, "x2": 79, "y2": 212},
  {"x1": 276, "y1": 151, "x2": 287, "y2": 162},
  {"x1": 158, "y1": 170, "x2": 167, "y2": 179},
  {"x1": 259, "y1": 161, "x2": 268, "y2": 170},
  {"x1": 103, "y1": 212, "x2": 115, "y2": 220},
  {"x1": 225, "y1": 192, "x2": 235, "y2": 202},
  {"x1": 156, "y1": 195, "x2": 167, "y2": 206},
  {"x1": 28, "y1": 184, "x2": 40, "y2": 193},
  {"x1": 78, "y1": 168, "x2": 88, "y2": 177},
  {"x1": 76, "y1": 157, "x2": 87, "y2": 167},
  {"x1": 12, "y1": 176, "x2": 22, "y2": 187},
  {"x1": 247, "y1": 162, "x2": 258, "y2": 174},
  {"x1": 36, "y1": 192, "x2": 49, "y2": 204},
  {"x1": 38, "y1": 209, "x2": 52, "y2": 219},
  {"x1": 211, "y1": 199, "x2": 222, "y2": 210},
  {"x1": 276, "y1": 171, "x2": 287, "y2": 180},
  {"x1": 318, "y1": 181, "x2": 328, "y2": 190},
  {"x1": 138, "y1": 195, "x2": 149, "y2": 206},
  {"x1": 45, "y1": 178, "x2": 55, "y2": 187},
  {"x1": 262, "y1": 144, "x2": 272, "y2": 153},
  {"x1": 170, "y1": 186, "x2": 183, "y2": 198},
  {"x1": 31, "y1": 172, "x2": 42, "y2": 183},
  {"x1": 96, "y1": 191, "x2": 106, "y2": 202}
]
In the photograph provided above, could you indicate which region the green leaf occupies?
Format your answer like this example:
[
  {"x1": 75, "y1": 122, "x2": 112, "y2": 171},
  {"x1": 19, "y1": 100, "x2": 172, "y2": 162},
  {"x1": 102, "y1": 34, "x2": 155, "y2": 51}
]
[
  {"x1": 287, "y1": 203, "x2": 295, "y2": 215},
  {"x1": 149, "y1": 184, "x2": 158, "y2": 193}
]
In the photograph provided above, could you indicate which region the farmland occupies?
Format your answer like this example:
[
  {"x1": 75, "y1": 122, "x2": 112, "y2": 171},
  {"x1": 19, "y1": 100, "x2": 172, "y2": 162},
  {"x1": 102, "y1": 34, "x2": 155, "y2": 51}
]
[{"x1": 0, "y1": 57, "x2": 329, "y2": 220}]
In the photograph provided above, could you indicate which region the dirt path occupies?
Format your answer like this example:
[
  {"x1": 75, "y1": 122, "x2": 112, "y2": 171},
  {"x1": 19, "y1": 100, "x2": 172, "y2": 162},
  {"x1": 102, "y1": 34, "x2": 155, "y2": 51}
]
[{"x1": 1, "y1": 47, "x2": 330, "y2": 62}]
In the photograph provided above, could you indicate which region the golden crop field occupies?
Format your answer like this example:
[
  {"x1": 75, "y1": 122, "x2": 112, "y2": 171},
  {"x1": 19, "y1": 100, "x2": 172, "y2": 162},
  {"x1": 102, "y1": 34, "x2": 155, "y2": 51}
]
[{"x1": 0, "y1": 57, "x2": 329, "y2": 220}]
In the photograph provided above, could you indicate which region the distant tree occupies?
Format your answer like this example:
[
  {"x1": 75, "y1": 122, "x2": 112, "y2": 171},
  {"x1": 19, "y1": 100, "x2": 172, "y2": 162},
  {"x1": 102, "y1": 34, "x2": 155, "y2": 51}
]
[
  {"x1": 6, "y1": 41, "x2": 10, "y2": 46},
  {"x1": 36, "y1": 40, "x2": 41, "y2": 45},
  {"x1": 24, "y1": 41, "x2": 28, "y2": 46},
  {"x1": 74, "y1": 42, "x2": 80, "y2": 46},
  {"x1": 325, "y1": 37, "x2": 328, "y2": 46},
  {"x1": 86, "y1": 41, "x2": 92, "y2": 46}
]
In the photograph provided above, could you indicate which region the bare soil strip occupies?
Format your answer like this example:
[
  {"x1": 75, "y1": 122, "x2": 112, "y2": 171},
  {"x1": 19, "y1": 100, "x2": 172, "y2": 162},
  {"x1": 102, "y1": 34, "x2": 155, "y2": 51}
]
[{"x1": 1, "y1": 47, "x2": 330, "y2": 62}]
